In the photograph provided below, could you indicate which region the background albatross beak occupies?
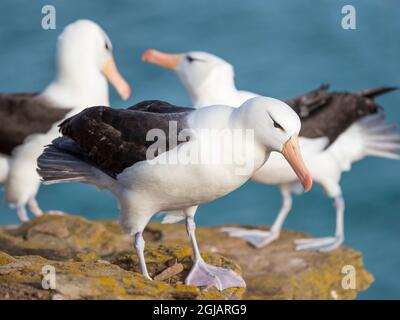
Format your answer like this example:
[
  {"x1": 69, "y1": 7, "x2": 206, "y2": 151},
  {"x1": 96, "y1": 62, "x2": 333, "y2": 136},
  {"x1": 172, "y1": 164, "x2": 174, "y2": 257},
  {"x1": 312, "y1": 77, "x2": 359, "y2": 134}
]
[
  {"x1": 102, "y1": 56, "x2": 131, "y2": 100},
  {"x1": 142, "y1": 49, "x2": 182, "y2": 71},
  {"x1": 282, "y1": 134, "x2": 313, "y2": 192}
]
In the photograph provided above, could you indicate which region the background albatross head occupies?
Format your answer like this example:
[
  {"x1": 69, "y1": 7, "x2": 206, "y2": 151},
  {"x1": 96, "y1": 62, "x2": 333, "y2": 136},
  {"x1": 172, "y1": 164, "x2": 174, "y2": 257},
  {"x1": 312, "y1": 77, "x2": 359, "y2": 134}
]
[
  {"x1": 142, "y1": 49, "x2": 234, "y2": 103},
  {"x1": 52, "y1": 19, "x2": 131, "y2": 104}
]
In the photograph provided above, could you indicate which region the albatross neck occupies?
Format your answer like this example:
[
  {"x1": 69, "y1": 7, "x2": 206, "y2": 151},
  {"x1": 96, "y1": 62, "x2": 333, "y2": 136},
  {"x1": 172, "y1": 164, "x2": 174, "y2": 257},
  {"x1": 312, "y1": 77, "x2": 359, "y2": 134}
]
[
  {"x1": 41, "y1": 61, "x2": 109, "y2": 109},
  {"x1": 229, "y1": 107, "x2": 272, "y2": 170},
  {"x1": 187, "y1": 72, "x2": 239, "y2": 108}
]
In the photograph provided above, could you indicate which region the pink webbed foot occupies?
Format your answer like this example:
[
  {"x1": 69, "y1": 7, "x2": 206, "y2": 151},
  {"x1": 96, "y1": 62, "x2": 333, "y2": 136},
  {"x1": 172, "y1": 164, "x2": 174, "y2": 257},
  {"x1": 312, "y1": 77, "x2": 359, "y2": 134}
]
[{"x1": 185, "y1": 259, "x2": 246, "y2": 291}]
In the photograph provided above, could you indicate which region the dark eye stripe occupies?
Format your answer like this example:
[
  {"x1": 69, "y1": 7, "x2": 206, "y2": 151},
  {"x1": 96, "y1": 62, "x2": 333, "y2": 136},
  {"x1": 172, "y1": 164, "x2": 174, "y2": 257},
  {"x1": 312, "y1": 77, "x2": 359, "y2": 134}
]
[
  {"x1": 269, "y1": 115, "x2": 284, "y2": 131},
  {"x1": 186, "y1": 55, "x2": 206, "y2": 63},
  {"x1": 273, "y1": 121, "x2": 283, "y2": 130},
  {"x1": 186, "y1": 55, "x2": 196, "y2": 63}
]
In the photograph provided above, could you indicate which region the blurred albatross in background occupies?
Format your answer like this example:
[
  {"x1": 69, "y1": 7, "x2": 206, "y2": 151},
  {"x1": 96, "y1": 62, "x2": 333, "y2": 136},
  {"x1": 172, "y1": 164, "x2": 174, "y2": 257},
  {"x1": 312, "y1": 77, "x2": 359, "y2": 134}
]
[
  {"x1": 143, "y1": 49, "x2": 400, "y2": 252},
  {"x1": 0, "y1": 19, "x2": 130, "y2": 222}
]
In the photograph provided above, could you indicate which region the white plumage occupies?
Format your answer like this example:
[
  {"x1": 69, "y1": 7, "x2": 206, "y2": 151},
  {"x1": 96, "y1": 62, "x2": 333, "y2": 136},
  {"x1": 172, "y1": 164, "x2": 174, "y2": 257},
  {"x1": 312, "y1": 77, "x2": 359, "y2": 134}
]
[
  {"x1": 3, "y1": 20, "x2": 130, "y2": 222},
  {"x1": 143, "y1": 49, "x2": 400, "y2": 251},
  {"x1": 37, "y1": 97, "x2": 312, "y2": 290}
]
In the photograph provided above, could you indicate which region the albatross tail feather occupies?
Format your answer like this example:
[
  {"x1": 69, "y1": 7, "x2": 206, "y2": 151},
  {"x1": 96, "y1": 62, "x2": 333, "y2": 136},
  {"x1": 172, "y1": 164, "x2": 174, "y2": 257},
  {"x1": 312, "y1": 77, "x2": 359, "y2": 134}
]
[
  {"x1": 327, "y1": 113, "x2": 400, "y2": 172},
  {"x1": 358, "y1": 86, "x2": 399, "y2": 99},
  {"x1": 37, "y1": 137, "x2": 115, "y2": 189},
  {"x1": 359, "y1": 113, "x2": 400, "y2": 160}
]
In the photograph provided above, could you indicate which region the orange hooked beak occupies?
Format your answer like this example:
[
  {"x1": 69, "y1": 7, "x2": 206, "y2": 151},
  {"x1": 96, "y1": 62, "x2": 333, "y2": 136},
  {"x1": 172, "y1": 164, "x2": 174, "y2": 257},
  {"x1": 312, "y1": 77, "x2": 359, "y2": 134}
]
[
  {"x1": 282, "y1": 134, "x2": 313, "y2": 192},
  {"x1": 142, "y1": 49, "x2": 182, "y2": 71},
  {"x1": 102, "y1": 56, "x2": 131, "y2": 100}
]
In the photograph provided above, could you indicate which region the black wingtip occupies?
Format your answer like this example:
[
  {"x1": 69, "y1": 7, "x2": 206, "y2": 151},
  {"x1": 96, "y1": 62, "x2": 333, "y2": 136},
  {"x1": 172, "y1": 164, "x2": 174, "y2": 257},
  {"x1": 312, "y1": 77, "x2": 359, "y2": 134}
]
[{"x1": 358, "y1": 86, "x2": 399, "y2": 99}]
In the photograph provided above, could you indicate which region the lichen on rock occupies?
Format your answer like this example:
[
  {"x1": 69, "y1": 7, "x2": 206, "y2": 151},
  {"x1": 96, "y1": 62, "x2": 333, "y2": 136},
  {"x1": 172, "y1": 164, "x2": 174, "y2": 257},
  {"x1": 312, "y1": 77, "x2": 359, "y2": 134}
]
[
  {"x1": 0, "y1": 215, "x2": 131, "y2": 260},
  {"x1": 0, "y1": 247, "x2": 244, "y2": 300},
  {"x1": 0, "y1": 215, "x2": 373, "y2": 300},
  {"x1": 0, "y1": 215, "x2": 244, "y2": 300},
  {"x1": 147, "y1": 223, "x2": 374, "y2": 300}
]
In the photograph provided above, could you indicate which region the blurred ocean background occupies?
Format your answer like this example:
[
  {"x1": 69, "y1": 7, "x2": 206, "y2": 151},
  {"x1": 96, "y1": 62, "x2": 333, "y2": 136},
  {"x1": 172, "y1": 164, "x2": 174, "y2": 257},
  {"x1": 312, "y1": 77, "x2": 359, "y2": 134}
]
[{"x1": 0, "y1": 0, "x2": 399, "y2": 299}]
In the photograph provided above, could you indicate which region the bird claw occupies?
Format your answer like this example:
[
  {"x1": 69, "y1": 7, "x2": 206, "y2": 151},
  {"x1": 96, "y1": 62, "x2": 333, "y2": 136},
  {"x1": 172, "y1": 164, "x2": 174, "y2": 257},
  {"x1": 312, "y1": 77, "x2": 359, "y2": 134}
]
[
  {"x1": 295, "y1": 236, "x2": 343, "y2": 252},
  {"x1": 185, "y1": 259, "x2": 245, "y2": 291},
  {"x1": 220, "y1": 227, "x2": 279, "y2": 248}
]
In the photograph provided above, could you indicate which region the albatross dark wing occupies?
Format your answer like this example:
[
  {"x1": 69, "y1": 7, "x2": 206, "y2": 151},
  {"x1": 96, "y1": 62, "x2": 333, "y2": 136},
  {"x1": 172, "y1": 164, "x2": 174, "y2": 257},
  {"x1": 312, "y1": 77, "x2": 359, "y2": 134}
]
[
  {"x1": 0, "y1": 93, "x2": 72, "y2": 155},
  {"x1": 284, "y1": 84, "x2": 332, "y2": 118},
  {"x1": 58, "y1": 100, "x2": 192, "y2": 178},
  {"x1": 285, "y1": 85, "x2": 398, "y2": 145},
  {"x1": 128, "y1": 99, "x2": 194, "y2": 113},
  {"x1": 129, "y1": 89, "x2": 397, "y2": 148}
]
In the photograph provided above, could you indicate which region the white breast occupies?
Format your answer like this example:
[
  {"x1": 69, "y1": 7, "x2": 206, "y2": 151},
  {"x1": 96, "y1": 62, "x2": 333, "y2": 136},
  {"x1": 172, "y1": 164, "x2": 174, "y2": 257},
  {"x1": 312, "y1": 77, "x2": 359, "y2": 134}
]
[{"x1": 117, "y1": 106, "x2": 267, "y2": 213}]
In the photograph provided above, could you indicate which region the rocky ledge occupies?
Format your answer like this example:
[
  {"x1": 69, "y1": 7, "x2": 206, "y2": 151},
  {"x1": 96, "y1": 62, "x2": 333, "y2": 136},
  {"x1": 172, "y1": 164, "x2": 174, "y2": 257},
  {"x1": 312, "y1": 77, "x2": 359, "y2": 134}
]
[{"x1": 0, "y1": 214, "x2": 373, "y2": 300}]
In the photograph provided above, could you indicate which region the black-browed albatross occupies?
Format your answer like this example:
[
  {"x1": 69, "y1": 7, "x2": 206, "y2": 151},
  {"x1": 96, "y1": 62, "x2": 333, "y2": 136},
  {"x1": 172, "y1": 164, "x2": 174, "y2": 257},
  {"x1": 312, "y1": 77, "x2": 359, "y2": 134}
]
[
  {"x1": 37, "y1": 97, "x2": 312, "y2": 290},
  {"x1": 142, "y1": 49, "x2": 400, "y2": 251},
  {"x1": 0, "y1": 20, "x2": 130, "y2": 222}
]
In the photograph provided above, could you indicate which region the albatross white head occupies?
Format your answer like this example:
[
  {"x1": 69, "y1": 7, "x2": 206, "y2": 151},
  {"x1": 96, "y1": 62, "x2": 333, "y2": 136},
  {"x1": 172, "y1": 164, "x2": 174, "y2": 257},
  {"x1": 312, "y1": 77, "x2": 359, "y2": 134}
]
[
  {"x1": 142, "y1": 49, "x2": 235, "y2": 106},
  {"x1": 42, "y1": 19, "x2": 131, "y2": 108},
  {"x1": 238, "y1": 96, "x2": 312, "y2": 192}
]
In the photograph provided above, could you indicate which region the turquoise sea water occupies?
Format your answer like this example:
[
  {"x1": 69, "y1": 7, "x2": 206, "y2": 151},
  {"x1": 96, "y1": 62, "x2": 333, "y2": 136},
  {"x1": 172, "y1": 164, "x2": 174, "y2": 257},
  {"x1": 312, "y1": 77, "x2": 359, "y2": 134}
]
[{"x1": 0, "y1": 0, "x2": 399, "y2": 299}]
